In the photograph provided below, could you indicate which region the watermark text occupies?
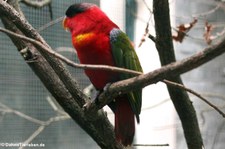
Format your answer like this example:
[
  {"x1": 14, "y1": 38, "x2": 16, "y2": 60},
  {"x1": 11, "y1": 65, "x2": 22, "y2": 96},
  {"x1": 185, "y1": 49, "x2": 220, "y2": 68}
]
[{"x1": 0, "y1": 142, "x2": 45, "y2": 148}]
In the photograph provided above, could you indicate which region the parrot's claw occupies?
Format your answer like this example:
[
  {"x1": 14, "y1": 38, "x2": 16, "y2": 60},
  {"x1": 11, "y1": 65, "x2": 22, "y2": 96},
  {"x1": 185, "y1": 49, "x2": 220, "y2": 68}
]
[
  {"x1": 103, "y1": 83, "x2": 112, "y2": 91},
  {"x1": 91, "y1": 90, "x2": 101, "y2": 105},
  {"x1": 83, "y1": 83, "x2": 112, "y2": 118},
  {"x1": 83, "y1": 91, "x2": 100, "y2": 111},
  {"x1": 83, "y1": 100, "x2": 92, "y2": 111}
]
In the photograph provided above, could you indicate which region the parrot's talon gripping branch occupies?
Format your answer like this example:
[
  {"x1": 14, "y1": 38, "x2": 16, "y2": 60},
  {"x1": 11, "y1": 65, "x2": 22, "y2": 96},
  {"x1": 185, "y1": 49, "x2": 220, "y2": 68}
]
[
  {"x1": 83, "y1": 90, "x2": 102, "y2": 113},
  {"x1": 99, "y1": 83, "x2": 113, "y2": 102},
  {"x1": 83, "y1": 84, "x2": 95, "y2": 97},
  {"x1": 102, "y1": 83, "x2": 115, "y2": 101},
  {"x1": 83, "y1": 100, "x2": 93, "y2": 111},
  {"x1": 103, "y1": 83, "x2": 112, "y2": 92},
  {"x1": 83, "y1": 87, "x2": 114, "y2": 120}
]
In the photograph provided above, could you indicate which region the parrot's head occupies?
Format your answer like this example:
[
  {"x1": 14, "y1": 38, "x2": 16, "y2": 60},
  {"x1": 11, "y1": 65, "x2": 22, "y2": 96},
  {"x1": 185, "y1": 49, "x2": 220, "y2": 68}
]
[
  {"x1": 63, "y1": 3, "x2": 118, "y2": 34},
  {"x1": 63, "y1": 3, "x2": 94, "y2": 32}
]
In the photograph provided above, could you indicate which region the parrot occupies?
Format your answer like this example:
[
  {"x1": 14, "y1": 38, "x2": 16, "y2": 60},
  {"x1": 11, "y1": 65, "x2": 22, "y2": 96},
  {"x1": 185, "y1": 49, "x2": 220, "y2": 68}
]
[{"x1": 63, "y1": 3, "x2": 143, "y2": 146}]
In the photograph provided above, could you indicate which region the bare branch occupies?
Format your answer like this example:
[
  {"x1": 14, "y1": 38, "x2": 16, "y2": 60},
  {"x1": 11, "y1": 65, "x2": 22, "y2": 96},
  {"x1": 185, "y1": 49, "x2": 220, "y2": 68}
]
[
  {"x1": 142, "y1": 0, "x2": 152, "y2": 13},
  {"x1": 19, "y1": 0, "x2": 53, "y2": 20},
  {"x1": 19, "y1": 126, "x2": 45, "y2": 149},
  {"x1": 153, "y1": 1, "x2": 203, "y2": 149},
  {"x1": 163, "y1": 80, "x2": 225, "y2": 117},
  {"x1": 133, "y1": 143, "x2": 169, "y2": 147},
  {"x1": 0, "y1": 27, "x2": 142, "y2": 76},
  {"x1": 192, "y1": 3, "x2": 221, "y2": 18},
  {"x1": 138, "y1": 17, "x2": 150, "y2": 47},
  {"x1": 0, "y1": 102, "x2": 46, "y2": 125},
  {"x1": 38, "y1": 16, "x2": 64, "y2": 32},
  {"x1": 20, "y1": 0, "x2": 51, "y2": 8},
  {"x1": 0, "y1": 100, "x2": 70, "y2": 149}
]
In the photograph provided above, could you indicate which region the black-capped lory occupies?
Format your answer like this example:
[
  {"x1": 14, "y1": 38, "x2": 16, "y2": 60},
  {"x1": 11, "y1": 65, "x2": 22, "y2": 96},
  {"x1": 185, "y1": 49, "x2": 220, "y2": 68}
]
[{"x1": 63, "y1": 3, "x2": 143, "y2": 146}]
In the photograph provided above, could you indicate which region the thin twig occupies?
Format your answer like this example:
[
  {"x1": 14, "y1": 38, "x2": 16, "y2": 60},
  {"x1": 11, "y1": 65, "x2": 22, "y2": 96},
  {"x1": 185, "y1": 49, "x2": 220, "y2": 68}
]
[
  {"x1": 162, "y1": 79, "x2": 225, "y2": 118},
  {"x1": 192, "y1": 3, "x2": 221, "y2": 18},
  {"x1": 0, "y1": 102, "x2": 46, "y2": 125},
  {"x1": 202, "y1": 93, "x2": 225, "y2": 101},
  {"x1": 19, "y1": 0, "x2": 51, "y2": 8},
  {"x1": 0, "y1": 27, "x2": 142, "y2": 76},
  {"x1": 142, "y1": 0, "x2": 152, "y2": 13},
  {"x1": 200, "y1": 105, "x2": 225, "y2": 125},
  {"x1": 138, "y1": 0, "x2": 154, "y2": 47},
  {"x1": 19, "y1": 115, "x2": 70, "y2": 149},
  {"x1": 133, "y1": 143, "x2": 169, "y2": 147},
  {"x1": 141, "y1": 98, "x2": 170, "y2": 111},
  {"x1": 0, "y1": 100, "x2": 70, "y2": 149},
  {"x1": 19, "y1": 126, "x2": 45, "y2": 149},
  {"x1": 38, "y1": 16, "x2": 64, "y2": 32}
]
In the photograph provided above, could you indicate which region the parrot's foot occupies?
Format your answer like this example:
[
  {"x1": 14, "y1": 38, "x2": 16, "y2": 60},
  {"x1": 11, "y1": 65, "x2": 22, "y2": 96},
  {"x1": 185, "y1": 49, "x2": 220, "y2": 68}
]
[
  {"x1": 83, "y1": 90, "x2": 106, "y2": 121},
  {"x1": 83, "y1": 90, "x2": 101, "y2": 112},
  {"x1": 83, "y1": 100, "x2": 92, "y2": 110},
  {"x1": 93, "y1": 90, "x2": 101, "y2": 104},
  {"x1": 83, "y1": 83, "x2": 112, "y2": 116},
  {"x1": 103, "y1": 83, "x2": 112, "y2": 92},
  {"x1": 103, "y1": 83, "x2": 116, "y2": 102}
]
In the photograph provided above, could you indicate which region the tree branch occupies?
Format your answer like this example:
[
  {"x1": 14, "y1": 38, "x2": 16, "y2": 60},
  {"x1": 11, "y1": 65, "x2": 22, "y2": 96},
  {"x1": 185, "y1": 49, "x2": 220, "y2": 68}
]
[
  {"x1": 0, "y1": 27, "x2": 141, "y2": 76},
  {"x1": 20, "y1": 0, "x2": 51, "y2": 8},
  {"x1": 37, "y1": 16, "x2": 64, "y2": 32},
  {"x1": 19, "y1": 0, "x2": 53, "y2": 19},
  {"x1": 1, "y1": 25, "x2": 225, "y2": 115},
  {"x1": 0, "y1": 1, "x2": 123, "y2": 148},
  {"x1": 163, "y1": 80, "x2": 225, "y2": 117},
  {"x1": 153, "y1": 1, "x2": 204, "y2": 149}
]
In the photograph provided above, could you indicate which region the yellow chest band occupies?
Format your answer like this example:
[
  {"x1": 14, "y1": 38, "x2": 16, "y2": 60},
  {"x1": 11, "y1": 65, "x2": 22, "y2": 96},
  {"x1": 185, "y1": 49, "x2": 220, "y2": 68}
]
[{"x1": 73, "y1": 32, "x2": 95, "y2": 45}]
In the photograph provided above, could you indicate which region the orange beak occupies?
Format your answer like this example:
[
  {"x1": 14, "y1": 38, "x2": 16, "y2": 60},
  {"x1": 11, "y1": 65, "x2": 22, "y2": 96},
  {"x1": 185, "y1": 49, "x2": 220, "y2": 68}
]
[{"x1": 62, "y1": 16, "x2": 69, "y2": 31}]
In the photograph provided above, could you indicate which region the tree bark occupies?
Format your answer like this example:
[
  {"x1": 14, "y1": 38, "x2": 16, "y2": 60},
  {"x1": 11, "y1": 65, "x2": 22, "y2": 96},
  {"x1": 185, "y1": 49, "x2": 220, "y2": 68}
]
[
  {"x1": 153, "y1": 0, "x2": 204, "y2": 149},
  {"x1": 0, "y1": 1, "x2": 123, "y2": 149}
]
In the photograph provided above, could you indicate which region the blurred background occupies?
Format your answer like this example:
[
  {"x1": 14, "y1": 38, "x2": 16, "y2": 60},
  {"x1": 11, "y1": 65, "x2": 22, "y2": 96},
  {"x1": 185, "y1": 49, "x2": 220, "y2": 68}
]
[{"x1": 0, "y1": 0, "x2": 224, "y2": 148}]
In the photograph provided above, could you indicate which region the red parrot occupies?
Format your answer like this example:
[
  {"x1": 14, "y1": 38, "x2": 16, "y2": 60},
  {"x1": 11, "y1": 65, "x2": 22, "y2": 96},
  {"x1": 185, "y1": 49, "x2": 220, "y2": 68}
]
[{"x1": 63, "y1": 3, "x2": 143, "y2": 146}]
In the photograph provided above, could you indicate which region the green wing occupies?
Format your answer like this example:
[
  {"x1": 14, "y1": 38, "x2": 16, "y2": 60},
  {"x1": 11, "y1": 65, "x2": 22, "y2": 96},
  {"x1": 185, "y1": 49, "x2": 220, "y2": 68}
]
[{"x1": 110, "y1": 28, "x2": 143, "y2": 122}]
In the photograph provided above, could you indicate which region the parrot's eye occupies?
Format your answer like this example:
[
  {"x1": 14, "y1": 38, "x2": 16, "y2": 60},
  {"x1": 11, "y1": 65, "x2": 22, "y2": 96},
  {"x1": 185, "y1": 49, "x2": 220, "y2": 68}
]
[{"x1": 66, "y1": 3, "x2": 94, "y2": 17}]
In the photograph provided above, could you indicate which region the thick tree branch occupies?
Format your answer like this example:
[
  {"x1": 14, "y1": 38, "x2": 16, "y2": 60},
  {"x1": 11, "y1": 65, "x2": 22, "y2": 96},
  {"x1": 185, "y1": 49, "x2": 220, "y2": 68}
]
[
  {"x1": 0, "y1": 1, "x2": 123, "y2": 149},
  {"x1": 153, "y1": 1, "x2": 203, "y2": 149}
]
